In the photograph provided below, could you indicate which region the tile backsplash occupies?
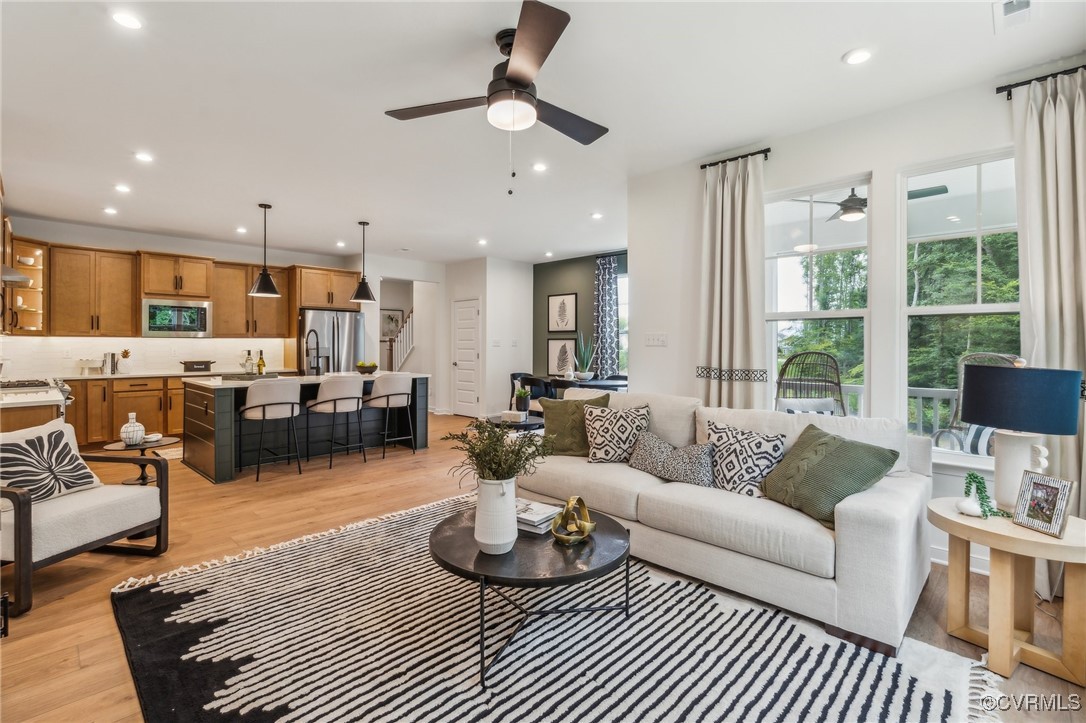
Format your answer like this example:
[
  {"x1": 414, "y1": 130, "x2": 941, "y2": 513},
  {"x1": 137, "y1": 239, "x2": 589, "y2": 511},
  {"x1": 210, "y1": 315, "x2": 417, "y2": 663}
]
[{"x1": 0, "y1": 336, "x2": 292, "y2": 379}]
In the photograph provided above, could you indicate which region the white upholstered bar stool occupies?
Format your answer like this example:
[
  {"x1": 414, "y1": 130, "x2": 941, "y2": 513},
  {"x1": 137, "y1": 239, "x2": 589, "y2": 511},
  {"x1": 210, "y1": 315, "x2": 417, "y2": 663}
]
[
  {"x1": 305, "y1": 374, "x2": 367, "y2": 468},
  {"x1": 361, "y1": 373, "x2": 415, "y2": 458},
  {"x1": 237, "y1": 378, "x2": 303, "y2": 482}
]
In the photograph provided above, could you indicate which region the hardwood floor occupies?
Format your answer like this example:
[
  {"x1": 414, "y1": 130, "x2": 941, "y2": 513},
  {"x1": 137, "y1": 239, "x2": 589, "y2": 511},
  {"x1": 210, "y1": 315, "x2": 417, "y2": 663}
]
[{"x1": 2, "y1": 413, "x2": 1082, "y2": 721}]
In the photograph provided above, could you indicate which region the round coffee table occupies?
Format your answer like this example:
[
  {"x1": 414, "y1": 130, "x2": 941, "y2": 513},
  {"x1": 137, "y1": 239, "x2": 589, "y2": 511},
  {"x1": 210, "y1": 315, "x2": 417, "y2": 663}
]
[
  {"x1": 485, "y1": 414, "x2": 545, "y2": 432},
  {"x1": 102, "y1": 437, "x2": 180, "y2": 485},
  {"x1": 430, "y1": 507, "x2": 630, "y2": 688}
]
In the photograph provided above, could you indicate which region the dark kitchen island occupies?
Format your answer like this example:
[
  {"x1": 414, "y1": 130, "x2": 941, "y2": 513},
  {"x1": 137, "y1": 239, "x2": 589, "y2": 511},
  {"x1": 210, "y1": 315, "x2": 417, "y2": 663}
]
[{"x1": 181, "y1": 372, "x2": 429, "y2": 483}]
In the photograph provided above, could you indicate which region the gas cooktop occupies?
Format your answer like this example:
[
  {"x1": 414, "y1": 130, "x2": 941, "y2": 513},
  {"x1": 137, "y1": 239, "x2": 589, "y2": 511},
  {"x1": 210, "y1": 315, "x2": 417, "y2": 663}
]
[{"x1": 0, "y1": 379, "x2": 52, "y2": 390}]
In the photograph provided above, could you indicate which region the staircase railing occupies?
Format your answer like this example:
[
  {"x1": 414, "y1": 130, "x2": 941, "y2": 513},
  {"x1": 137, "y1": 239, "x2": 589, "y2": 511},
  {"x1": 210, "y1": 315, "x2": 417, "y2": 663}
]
[{"x1": 390, "y1": 309, "x2": 414, "y2": 371}]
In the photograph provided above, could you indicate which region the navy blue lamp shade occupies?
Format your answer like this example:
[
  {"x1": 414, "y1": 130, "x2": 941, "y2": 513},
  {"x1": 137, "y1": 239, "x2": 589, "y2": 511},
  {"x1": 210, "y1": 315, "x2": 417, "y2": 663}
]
[{"x1": 960, "y1": 365, "x2": 1082, "y2": 435}]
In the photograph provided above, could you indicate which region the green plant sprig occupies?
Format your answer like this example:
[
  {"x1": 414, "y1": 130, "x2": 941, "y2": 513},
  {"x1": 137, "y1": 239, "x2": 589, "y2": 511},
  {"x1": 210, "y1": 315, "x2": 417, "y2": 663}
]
[
  {"x1": 575, "y1": 331, "x2": 595, "y2": 372},
  {"x1": 964, "y1": 471, "x2": 1010, "y2": 519},
  {"x1": 514, "y1": 388, "x2": 531, "y2": 399},
  {"x1": 442, "y1": 419, "x2": 552, "y2": 483}
]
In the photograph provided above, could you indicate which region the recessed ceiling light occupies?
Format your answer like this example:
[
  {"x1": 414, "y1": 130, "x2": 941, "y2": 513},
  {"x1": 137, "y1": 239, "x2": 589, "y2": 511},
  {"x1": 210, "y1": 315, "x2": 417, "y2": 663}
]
[
  {"x1": 478, "y1": 238, "x2": 487, "y2": 245},
  {"x1": 112, "y1": 12, "x2": 142, "y2": 29},
  {"x1": 533, "y1": 162, "x2": 547, "y2": 172},
  {"x1": 236, "y1": 226, "x2": 247, "y2": 234},
  {"x1": 842, "y1": 48, "x2": 872, "y2": 65},
  {"x1": 103, "y1": 207, "x2": 118, "y2": 215},
  {"x1": 591, "y1": 212, "x2": 603, "y2": 220},
  {"x1": 336, "y1": 241, "x2": 346, "y2": 247},
  {"x1": 114, "y1": 184, "x2": 130, "y2": 193},
  {"x1": 400, "y1": 247, "x2": 411, "y2": 252},
  {"x1": 545, "y1": 252, "x2": 554, "y2": 258},
  {"x1": 135, "y1": 151, "x2": 154, "y2": 163}
]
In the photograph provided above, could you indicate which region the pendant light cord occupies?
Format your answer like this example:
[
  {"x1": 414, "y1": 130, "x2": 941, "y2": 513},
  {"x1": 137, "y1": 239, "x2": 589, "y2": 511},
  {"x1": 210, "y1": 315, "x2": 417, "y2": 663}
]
[
  {"x1": 359, "y1": 221, "x2": 369, "y2": 279},
  {"x1": 262, "y1": 206, "x2": 268, "y2": 269}
]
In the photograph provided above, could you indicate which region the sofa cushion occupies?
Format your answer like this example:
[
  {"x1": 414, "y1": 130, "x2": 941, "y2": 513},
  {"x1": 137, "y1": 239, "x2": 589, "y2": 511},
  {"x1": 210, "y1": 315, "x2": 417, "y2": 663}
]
[
  {"x1": 761, "y1": 424, "x2": 900, "y2": 529},
  {"x1": 609, "y1": 393, "x2": 700, "y2": 448},
  {"x1": 637, "y1": 483, "x2": 836, "y2": 578},
  {"x1": 1, "y1": 484, "x2": 160, "y2": 563},
  {"x1": 0, "y1": 418, "x2": 101, "y2": 504},
  {"x1": 696, "y1": 407, "x2": 909, "y2": 474},
  {"x1": 585, "y1": 405, "x2": 650, "y2": 463},
  {"x1": 629, "y1": 432, "x2": 714, "y2": 487},
  {"x1": 518, "y1": 454, "x2": 666, "y2": 520},
  {"x1": 539, "y1": 394, "x2": 610, "y2": 457},
  {"x1": 706, "y1": 421, "x2": 786, "y2": 497},
  {"x1": 775, "y1": 397, "x2": 837, "y2": 414}
]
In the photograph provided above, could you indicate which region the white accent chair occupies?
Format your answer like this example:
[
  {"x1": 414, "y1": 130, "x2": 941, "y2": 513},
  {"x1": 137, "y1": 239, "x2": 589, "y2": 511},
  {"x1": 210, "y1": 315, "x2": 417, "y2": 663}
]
[
  {"x1": 238, "y1": 378, "x2": 303, "y2": 481},
  {"x1": 362, "y1": 373, "x2": 415, "y2": 458},
  {"x1": 305, "y1": 375, "x2": 367, "y2": 468}
]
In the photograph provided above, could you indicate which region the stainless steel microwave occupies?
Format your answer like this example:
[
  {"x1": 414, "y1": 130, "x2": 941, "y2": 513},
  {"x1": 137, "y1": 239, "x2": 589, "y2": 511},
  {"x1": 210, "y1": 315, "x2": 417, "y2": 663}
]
[{"x1": 142, "y1": 299, "x2": 212, "y2": 337}]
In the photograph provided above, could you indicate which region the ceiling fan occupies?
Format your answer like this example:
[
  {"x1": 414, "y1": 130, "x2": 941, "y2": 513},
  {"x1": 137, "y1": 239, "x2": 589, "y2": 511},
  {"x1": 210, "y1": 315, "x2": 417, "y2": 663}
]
[
  {"x1": 791, "y1": 185, "x2": 949, "y2": 223},
  {"x1": 385, "y1": 0, "x2": 608, "y2": 145}
]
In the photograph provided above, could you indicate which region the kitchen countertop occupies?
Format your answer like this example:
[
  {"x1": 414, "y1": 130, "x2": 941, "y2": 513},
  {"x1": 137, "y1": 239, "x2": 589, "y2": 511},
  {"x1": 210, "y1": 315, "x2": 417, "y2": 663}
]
[
  {"x1": 62, "y1": 368, "x2": 297, "y2": 381},
  {"x1": 183, "y1": 371, "x2": 430, "y2": 390}
]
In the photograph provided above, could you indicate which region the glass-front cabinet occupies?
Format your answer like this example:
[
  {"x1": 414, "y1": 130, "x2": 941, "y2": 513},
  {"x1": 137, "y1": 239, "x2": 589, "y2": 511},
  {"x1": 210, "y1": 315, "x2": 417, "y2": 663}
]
[{"x1": 9, "y1": 236, "x2": 48, "y2": 335}]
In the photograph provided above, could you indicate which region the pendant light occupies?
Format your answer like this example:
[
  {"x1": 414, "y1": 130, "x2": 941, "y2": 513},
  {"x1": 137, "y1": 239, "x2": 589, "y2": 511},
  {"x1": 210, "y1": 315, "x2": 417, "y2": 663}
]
[
  {"x1": 248, "y1": 203, "x2": 281, "y2": 297},
  {"x1": 351, "y1": 220, "x2": 376, "y2": 303}
]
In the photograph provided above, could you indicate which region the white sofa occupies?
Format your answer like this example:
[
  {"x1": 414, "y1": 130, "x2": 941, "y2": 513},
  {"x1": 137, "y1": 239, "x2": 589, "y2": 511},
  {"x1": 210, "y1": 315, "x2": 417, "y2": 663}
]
[{"x1": 518, "y1": 390, "x2": 932, "y2": 654}]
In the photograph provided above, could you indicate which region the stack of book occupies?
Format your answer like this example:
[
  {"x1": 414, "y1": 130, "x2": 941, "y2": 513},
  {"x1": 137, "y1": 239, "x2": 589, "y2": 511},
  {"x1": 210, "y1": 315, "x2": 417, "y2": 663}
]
[{"x1": 516, "y1": 498, "x2": 561, "y2": 535}]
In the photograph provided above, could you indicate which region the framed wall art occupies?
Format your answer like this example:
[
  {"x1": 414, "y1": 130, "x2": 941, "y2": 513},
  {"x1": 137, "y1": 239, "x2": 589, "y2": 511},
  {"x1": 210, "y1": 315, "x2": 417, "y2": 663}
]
[
  {"x1": 548, "y1": 338, "x2": 575, "y2": 376},
  {"x1": 1013, "y1": 471, "x2": 1073, "y2": 538},
  {"x1": 548, "y1": 293, "x2": 577, "y2": 333},
  {"x1": 380, "y1": 309, "x2": 404, "y2": 339}
]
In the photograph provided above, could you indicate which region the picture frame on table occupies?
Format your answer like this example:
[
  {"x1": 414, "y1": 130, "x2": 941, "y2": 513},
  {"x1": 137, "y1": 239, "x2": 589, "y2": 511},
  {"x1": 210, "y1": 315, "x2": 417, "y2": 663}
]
[
  {"x1": 380, "y1": 309, "x2": 404, "y2": 339},
  {"x1": 1013, "y1": 471, "x2": 1073, "y2": 538},
  {"x1": 547, "y1": 339, "x2": 575, "y2": 376},
  {"x1": 548, "y1": 293, "x2": 577, "y2": 333}
]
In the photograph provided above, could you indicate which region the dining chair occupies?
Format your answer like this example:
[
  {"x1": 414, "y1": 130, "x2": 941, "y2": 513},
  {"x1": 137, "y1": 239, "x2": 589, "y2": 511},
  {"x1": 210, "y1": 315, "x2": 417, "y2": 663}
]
[
  {"x1": 362, "y1": 373, "x2": 415, "y2": 458},
  {"x1": 238, "y1": 378, "x2": 303, "y2": 481},
  {"x1": 305, "y1": 374, "x2": 367, "y2": 468}
]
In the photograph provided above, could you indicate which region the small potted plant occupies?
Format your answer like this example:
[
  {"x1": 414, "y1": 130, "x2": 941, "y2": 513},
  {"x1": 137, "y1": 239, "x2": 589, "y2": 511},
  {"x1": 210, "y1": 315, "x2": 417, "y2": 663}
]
[
  {"x1": 514, "y1": 387, "x2": 531, "y2": 412},
  {"x1": 573, "y1": 331, "x2": 595, "y2": 380},
  {"x1": 443, "y1": 420, "x2": 552, "y2": 554},
  {"x1": 356, "y1": 360, "x2": 378, "y2": 375}
]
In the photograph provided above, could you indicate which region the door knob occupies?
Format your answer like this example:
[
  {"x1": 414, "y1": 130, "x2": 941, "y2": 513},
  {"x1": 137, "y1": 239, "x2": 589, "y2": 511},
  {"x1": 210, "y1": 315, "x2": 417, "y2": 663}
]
[{"x1": 452, "y1": 362, "x2": 458, "y2": 366}]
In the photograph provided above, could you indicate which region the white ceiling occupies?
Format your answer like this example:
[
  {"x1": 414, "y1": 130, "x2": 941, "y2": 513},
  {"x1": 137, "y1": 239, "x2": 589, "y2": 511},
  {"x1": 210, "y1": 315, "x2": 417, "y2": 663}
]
[{"x1": 2, "y1": 2, "x2": 1083, "y2": 264}]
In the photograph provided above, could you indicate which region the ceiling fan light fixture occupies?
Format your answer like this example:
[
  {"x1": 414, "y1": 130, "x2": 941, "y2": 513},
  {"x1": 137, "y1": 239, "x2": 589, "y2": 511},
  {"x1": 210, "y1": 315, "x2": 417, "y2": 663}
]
[
  {"x1": 839, "y1": 207, "x2": 866, "y2": 222},
  {"x1": 486, "y1": 89, "x2": 537, "y2": 131},
  {"x1": 793, "y1": 243, "x2": 818, "y2": 253}
]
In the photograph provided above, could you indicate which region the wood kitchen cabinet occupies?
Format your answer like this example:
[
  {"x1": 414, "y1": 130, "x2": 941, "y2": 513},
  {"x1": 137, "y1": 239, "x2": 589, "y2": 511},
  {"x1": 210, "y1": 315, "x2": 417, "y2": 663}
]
[
  {"x1": 8, "y1": 237, "x2": 48, "y2": 335},
  {"x1": 85, "y1": 379, "x2": 112, "y2": 443},
  {"x1": 112, "y1": 378, "x2": 165, "y2": 437},
  {"x1": 213, "y1": 263, "x2": 291, "y2": 337},
  {"x1": 294, "y1": 266, "x2": 359, "y2": 309},
  {"x1": 51, "y1": 246, "x2": 137, "y2": 336},
  {"x1": 141, "y1": 252, "x2": 213, "y2": 298},
  {"x1": 67, "y1": 380, "x2": 87, "y2": 443},
  {"x1": 166, "y1": 377, "x2": 185, "y2": 435},
  {"x1": 1, "y1": 214, "x2": 12, "y2": 336}
]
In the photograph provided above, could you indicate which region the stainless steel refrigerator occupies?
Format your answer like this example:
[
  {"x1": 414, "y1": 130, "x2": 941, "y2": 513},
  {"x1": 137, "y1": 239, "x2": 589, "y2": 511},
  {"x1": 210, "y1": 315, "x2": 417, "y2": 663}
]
[{"x1": 298, "y1": 309, "x2": 366, "y2": 375}]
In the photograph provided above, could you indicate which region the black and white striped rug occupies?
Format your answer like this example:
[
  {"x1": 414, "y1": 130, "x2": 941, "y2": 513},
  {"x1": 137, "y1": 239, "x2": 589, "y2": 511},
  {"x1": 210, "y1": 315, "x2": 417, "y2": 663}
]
[{"x1": 112, "y1": 496, "x2": 997, "y2": 722}]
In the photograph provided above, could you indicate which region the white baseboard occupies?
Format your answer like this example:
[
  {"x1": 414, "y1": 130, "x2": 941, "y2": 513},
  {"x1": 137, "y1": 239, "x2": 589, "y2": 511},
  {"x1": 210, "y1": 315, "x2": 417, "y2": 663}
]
[
  {"x1": 929, "y1": 544, "x2": 990, "y2": 576},
  {"x1": 432, "y1": 407, "x2": 453, "y2": 415}
]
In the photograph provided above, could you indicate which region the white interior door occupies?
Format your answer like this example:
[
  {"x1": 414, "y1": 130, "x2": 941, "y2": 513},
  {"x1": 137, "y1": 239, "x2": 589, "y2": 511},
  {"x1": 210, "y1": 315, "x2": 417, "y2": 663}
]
[{"x1": 452, "y1": 298, "x2": 480, "y2": 417}]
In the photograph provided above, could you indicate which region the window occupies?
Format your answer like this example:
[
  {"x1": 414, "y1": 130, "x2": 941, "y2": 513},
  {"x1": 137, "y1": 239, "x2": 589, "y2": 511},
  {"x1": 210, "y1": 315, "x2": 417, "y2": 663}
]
[
  {"x1": 765, "y1": 182, "x2": 869, "y2": 413},
  {"x1": 904, "y1": 156, "x2": 1020, "y2": 452},
  {"x1": 617, "y1": 274, "x2": 629, "y2": 374}
]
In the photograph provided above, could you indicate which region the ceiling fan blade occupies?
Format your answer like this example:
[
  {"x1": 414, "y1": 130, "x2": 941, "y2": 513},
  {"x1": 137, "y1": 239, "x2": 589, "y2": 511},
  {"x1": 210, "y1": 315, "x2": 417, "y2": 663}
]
[
  {"x1": 907, "y1": 185, "x2": 949, "y2": 200},
  {"x1": 536, "y1": 99, "x2": 608, "y2": 145},
  {"x1": 505, "y1": 0, "x2": 571, "y2": 87},
  {"x1": 385, "y1": 97, "x2": 487, "y2": 121},
  {"x1": 825, "y1": 207, "x2": 844, "y2": 222}
]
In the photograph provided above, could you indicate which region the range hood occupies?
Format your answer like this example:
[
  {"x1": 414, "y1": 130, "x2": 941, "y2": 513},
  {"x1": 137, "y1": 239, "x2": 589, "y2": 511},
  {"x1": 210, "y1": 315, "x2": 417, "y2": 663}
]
[{"x1": 1, "y1": 263, "x2": 31, "y2": 288}]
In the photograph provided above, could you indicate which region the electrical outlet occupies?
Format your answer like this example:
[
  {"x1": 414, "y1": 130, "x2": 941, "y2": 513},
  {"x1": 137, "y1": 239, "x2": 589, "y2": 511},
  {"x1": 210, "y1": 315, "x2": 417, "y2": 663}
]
[
  {"x1": 491, "y1": 339, "x2": 501, "y2": 347},
  {"x1": 645, "y1": 333, "x2": 668, "y2": 347},
  {"x1": 511, "y1": 339, "x2": 518, "y2": 348},
  {"x1": 62, "y1": 348, "x2": 72, "y2": 359}
]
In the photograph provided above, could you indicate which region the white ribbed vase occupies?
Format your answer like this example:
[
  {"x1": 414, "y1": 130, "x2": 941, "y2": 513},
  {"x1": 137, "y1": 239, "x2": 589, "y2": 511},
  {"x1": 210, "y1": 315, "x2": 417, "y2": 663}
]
[
  {"x1": 474, "y1": 477, "x2": 517, "y2": 555},
  {"x1": 120, "y1": 412, "x2": 145, "y2": 446}
]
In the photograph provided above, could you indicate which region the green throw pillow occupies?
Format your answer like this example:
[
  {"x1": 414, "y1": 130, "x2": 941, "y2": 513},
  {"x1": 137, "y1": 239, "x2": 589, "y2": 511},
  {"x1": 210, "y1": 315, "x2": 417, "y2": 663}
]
[
  {"x1": 761, "y1": 424, "x2": 899, "y2": 529},
  {"x1": 539, "y1": 394, "x2": 610, "y2": 457}
]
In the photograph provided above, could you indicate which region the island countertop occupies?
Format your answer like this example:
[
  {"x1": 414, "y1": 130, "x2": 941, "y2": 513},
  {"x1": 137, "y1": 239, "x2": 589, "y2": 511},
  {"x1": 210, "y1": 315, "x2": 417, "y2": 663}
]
[{"x1": 183, "y1": 371, "x2": 431, "y2": 390}]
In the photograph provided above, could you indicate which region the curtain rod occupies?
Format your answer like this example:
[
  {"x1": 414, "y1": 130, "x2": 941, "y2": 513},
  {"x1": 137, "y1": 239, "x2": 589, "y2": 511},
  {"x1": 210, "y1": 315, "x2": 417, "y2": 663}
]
[
  {"x1": 700, "y1": 147, "x2": 771, "y2": 170},
  {"x1": 996, "y1": 64, "x2": 1086, "y2": 99}
]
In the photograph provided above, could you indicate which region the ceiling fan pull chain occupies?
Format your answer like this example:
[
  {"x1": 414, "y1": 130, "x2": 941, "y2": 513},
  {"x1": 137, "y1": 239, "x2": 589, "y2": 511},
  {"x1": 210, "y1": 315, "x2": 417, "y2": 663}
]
[{"x1": 508, "y1": 127, "x2": 516, "y2": 196}]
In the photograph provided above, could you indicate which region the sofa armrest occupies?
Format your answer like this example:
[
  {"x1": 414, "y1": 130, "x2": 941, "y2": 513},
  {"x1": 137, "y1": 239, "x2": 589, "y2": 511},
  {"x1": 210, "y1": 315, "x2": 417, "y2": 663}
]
[
  {"x1": 906, "y1": 435, "x2": 932, "y2": 476},
  {"x1": 834, "y1": 472, "x2": 932, "y2": 648},
  {"x1": 82, "y1": 455, "x2": 169, "y2": 551},
  {"x1": 1, "y1": 487, "x2": 33, "y2": 612}
]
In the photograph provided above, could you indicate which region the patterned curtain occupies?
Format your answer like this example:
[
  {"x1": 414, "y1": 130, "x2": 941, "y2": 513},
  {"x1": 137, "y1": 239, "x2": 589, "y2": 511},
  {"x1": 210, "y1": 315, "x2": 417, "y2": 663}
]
[{"x1": 594, "y1": 255, "x2": 620, "y2": 379}]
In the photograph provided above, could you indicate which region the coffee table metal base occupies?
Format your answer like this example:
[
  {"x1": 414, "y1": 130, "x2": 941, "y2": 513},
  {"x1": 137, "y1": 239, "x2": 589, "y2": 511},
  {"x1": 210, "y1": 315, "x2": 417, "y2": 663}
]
[{"x1": 477, "y1": 557, "x2": 630, "y2": 689}]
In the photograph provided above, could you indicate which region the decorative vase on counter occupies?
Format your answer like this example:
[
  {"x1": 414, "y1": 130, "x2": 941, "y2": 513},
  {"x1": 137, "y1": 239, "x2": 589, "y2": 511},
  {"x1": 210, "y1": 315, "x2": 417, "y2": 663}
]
[
  {"x1": 116, "y1": 357, "x2": 133, "y2": 374},
  {"x1": 474, "y1": 477, "x2": 518, "y2": 555},
  {"x1": 120, "y1": 412, "x2": 145, "y2": 446},
  {"x1": 515, "y1": 396, "x2": 530, "y2": 413}
]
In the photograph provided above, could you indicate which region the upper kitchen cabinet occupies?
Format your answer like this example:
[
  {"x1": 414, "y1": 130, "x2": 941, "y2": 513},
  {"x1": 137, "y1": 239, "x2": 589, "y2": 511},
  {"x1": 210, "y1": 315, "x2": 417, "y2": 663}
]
[
  {"x1": 8, "y1": 237, "x2": 49, "y2": 335},
  {"x1": 212, "y1": 262, "x2": 291, "y2": 337},
  {"x1": 51, "y1": 246, "x2": 137, "y2": 336},
  {"x1": 294, "y1": 265, "x2": 360, "y2": 310},
  {"x1": 141, "y1": 252, "x2": 213, "y2": 298}
]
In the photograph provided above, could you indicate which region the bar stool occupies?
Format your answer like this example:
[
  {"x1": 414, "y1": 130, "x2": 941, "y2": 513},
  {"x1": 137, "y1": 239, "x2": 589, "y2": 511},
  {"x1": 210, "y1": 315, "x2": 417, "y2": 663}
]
[
  {"x1": 237, "y1": 378, "x2": 303, "y2": 482},
  {"x1": 361, "y1": 373, "x2": 415, "y2": 458},
  {"x1": 305, "y1": 374, "x2": 367, "y2": 468}
]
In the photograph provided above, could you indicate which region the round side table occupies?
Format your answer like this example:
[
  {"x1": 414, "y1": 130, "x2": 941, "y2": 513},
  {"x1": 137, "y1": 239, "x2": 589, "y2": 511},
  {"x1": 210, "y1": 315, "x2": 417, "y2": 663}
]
[{"x1": 102, "y1": 437, "x2": 181, "y2": 485}]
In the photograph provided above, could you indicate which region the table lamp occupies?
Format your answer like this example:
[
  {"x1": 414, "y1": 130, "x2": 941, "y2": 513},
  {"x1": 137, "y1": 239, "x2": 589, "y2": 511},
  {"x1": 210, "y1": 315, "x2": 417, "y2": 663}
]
[{"x1": 961, "y1": 364, "x2": 1082, "y2": 511}]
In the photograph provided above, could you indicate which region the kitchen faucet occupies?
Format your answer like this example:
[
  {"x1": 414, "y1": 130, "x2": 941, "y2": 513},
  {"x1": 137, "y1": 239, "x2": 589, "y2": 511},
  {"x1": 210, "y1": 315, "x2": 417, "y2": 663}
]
[{"x1": 304, "y1": 329, "x2": 321, "y2": 375}]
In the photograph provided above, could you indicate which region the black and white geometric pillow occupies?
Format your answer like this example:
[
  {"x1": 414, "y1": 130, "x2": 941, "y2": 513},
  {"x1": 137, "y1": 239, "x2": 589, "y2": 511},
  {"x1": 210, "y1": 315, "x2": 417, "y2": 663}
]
[
  {"x1": 706, "y1": 421, "x2": 786, "y2": 497},
  {"x1": 628, "y1": 431, "x2": 714, "y2": 487},
  {"x1": 0, "y1": 426, "x2": 100, "y2": 503},
  {"x1": 784, "y1": 409, "x2": 835, "y2": 416},
  {"x1": 585, "y1": 405, "x2": 650, "y2": 463}
]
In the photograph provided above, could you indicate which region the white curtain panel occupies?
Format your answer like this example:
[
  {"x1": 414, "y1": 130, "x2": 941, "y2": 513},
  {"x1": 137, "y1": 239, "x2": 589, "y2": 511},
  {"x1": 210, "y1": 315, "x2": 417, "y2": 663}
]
[
  {"x1": 697, "y1": 156, "x2": 767, "y2": 408},
  {"x1": 1013, "y1": 68, "x2": 1086, "y2": 600}
]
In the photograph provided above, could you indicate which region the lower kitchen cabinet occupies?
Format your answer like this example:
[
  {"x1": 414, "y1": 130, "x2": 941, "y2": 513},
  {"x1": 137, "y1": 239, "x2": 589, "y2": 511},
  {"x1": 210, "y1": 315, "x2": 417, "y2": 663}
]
[
  {"x1": 84, "y1": 380, "x2": 112, "y2": 444},
  {"x1": 112, "y1": 390, "x2": 165, "y2": 437}
]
